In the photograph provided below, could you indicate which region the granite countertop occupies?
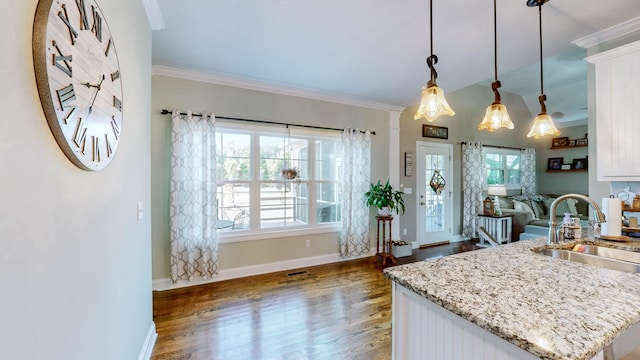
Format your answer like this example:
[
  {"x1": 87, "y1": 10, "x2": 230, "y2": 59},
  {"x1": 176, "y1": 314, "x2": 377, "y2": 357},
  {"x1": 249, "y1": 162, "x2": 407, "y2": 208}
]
[{"x1": 384, "y1": 237, "x2": 640, "y2": 360}]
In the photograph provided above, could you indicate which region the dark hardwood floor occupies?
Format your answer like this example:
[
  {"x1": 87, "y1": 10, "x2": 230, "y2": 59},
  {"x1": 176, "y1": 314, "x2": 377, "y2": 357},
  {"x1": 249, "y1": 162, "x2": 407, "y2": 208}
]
[{"x1": 151, "y1": 239, "x2": 640, "y2": 359}]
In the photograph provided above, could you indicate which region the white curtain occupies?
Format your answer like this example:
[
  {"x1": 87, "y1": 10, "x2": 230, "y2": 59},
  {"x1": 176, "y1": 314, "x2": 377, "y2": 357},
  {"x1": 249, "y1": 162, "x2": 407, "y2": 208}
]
[
  {"x1": 169, "y1": 110, "x2": 218, "y2": 283},
  {"x1": 461, "y1": 142, "x2": 484, "y2": 239},
  {"x1": 340, "y1": 128, "x2": 371, "y2": 257},
  {"x1": 520, "y1": 148, "x2": 537, "y2": 196}
]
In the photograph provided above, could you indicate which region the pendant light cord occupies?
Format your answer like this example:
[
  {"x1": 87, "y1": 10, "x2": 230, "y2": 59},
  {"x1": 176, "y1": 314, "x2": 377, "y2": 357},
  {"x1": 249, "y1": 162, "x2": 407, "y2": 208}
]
[
  {"x1": 493, "y1": 0, "x2": 498, "y2": 81},
  {"x1": 426, "y1": 0, "x2": 438, "y2": 86},
  {"x1": 430, "y1": 0, "x2": 433, "y2": 57},
  {"x1": 538, "y1": 3, "x2": 544, "y2": 95}
]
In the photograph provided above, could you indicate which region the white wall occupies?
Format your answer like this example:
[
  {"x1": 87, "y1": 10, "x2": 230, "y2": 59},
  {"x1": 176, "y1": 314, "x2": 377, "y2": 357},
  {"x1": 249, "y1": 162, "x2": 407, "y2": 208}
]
[{"x1": 0, "y1": 1, "x2": 153, "y2": 359}]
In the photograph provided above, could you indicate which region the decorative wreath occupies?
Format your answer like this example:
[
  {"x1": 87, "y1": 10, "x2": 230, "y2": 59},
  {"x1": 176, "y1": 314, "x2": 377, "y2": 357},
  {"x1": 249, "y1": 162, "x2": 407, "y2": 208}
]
[{"x1": 430, "y1": 170, "x2": 446, "y2": 194}]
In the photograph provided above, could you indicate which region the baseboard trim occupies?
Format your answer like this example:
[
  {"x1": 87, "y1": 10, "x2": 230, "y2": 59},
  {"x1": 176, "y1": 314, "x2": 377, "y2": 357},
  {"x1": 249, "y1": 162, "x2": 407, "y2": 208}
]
[
  {"x1": 153, "y1": 249, "x2": 376, "y2": 291},
  {"x1": 137, "y1": 322, "x2": 157, "y2": 360}
]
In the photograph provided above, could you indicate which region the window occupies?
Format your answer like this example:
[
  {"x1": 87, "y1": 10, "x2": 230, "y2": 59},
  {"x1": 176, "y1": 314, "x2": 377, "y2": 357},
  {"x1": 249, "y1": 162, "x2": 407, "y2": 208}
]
[
  {"x1": 483, "y1": 148, "x2": 521, "y2": 189},
  {"x1": 215, "y1": 124, "x2": 342, "y2": 237}
]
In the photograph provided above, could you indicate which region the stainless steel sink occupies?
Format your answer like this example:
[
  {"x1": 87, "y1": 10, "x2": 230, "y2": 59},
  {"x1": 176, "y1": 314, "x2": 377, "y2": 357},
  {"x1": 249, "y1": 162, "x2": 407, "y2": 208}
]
[
  {"x1": 536, "y1": 248, "x2": 640, "y2": 273},
  {"x1": 574, "y1": 245, "x2": 640, "y2": 264}
]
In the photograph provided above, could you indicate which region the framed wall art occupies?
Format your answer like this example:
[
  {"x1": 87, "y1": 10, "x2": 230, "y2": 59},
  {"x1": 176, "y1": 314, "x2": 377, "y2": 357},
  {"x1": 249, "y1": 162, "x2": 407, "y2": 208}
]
[
  {"x1": 423, "y1": 124, "x2": 448, "y2": 139},
  {"x1": 551, "y1": 137, "x2": 569, "y2": 148},
  {"x1": 572, "y1": 158, "x2": 588, "y2": 170},
  {"x1": 547, "y1": 157, "x2": 563, "y2": 170}
]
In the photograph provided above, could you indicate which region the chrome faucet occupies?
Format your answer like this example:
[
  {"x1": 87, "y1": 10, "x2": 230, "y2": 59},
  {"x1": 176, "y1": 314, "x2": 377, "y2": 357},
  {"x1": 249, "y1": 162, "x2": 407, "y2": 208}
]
[{"x1": 548, "y1": 194, "x2": 607, "y2": 244}]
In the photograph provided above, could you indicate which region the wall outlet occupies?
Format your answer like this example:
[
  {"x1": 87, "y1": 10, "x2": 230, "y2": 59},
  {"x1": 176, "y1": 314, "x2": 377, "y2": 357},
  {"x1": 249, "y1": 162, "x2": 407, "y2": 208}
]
[
  {"x1": 305, "y1": 239, "x2": 311, "y2": 248},
  {"x1": 403, "y1": 228, "x2": 407, "y2": 235}
]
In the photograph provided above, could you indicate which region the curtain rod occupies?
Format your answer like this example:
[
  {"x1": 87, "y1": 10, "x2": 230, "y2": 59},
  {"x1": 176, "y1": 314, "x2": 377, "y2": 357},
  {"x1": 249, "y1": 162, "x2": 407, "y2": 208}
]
[
  {"x1": 460, "y1": 141, "x2": 524, "y2": 151},
  {"x1": 160, "y1": 110, "x2": 376, "y2": 135}
]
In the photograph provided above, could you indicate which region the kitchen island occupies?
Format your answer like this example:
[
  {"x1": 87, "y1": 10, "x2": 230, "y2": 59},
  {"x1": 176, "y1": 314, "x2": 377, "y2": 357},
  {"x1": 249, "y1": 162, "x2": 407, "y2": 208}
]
[{"x1": 384, "y1": 238, "x2": 640, "y2": 360}]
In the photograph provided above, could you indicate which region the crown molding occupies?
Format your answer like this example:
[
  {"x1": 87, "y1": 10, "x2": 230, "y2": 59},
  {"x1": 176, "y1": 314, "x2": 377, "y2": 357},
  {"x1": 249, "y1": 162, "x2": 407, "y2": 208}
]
[
  {"x1": 152, "y1": 65, "x2": 406, "y2": 112},
  {"x1": 573, "y1": 16, "x2": 640, "y2": 49},
  {"x1": 141, "y1": 0, "x2": 165, "y2": 30}
]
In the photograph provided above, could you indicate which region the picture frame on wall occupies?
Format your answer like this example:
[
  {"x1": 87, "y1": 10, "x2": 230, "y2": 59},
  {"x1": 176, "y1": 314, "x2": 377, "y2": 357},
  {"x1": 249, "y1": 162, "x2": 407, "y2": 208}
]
[
  {"x1": 547, "y1": 157, "x2": 563, "y2": 170},
  {"x1": 551, "y1": 137, "x2": 569, "y2": 148},
  {"x1": 575, "y1": 138, "x2": 588, "y2": 146},
  {"x1": 422, "y1": 124, "x2": 448, "y2": 139},
  {"x1": 572, "y1": 158, "x2": 588, "y2": 170}
]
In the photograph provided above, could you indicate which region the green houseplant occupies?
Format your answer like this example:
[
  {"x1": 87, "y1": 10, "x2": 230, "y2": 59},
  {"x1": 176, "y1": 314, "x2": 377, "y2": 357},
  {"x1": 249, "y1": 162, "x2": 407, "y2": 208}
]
[{"x1": 364, "y1": 180, "x2": 405, "y2": 216}]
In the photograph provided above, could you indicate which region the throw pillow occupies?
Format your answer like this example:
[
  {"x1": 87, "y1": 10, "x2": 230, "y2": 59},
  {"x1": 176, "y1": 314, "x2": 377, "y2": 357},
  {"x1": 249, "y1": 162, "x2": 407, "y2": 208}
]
[
  {"x1": 498, "y1": 196, "x2": 514, "y2": 210},
  {"x1": 543, "y1": 197, "x2": 555, "y2": 215},
  {"x1": 566, "y1": 198, "x2": 579, "y2": 216},
  {"x1": 513, "y1": 200, "x2": 539, "y2": 220},
  {"x1": 530, "y1": 200, "x2": 544, "y2": 219},
  {"x1": 554, "y1": 200, "x2": 571, "y2": 217}
]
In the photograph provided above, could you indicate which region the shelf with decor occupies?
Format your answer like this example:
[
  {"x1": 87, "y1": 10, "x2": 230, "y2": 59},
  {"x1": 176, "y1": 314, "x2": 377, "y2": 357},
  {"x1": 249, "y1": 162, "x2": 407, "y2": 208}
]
[
  {"x1": 550, "y1": 136, "x2": 588, "y2": 149},
  {"x1": 545, "y1": 169, "x2": 588, "y2": 173},
  {"x1": 550, "y1": 144, "x2": 588, "y2": 150}
]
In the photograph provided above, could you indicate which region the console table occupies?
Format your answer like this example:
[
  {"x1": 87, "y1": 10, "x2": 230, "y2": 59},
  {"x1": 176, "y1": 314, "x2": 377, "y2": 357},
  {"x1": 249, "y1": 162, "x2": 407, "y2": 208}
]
[{"x1": 375, "y1": 215, "x2": 396, "y2": 266}]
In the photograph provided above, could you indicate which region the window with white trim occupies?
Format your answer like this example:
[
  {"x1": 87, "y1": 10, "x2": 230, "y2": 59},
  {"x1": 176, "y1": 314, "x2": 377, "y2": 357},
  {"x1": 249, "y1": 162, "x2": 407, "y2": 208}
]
[
  {"x1": 215, "y1": 124, "x2": 342, "y2": 235},
  {"x1": 483, "y1": 148, "x2": 521, "y2": 190}
]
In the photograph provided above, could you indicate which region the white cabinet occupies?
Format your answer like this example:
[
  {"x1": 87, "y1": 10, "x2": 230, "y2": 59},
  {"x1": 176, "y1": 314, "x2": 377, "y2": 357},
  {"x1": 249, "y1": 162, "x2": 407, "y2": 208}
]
[{"x1": 586, "y1": 40, "x2": 640, "y2": 181}]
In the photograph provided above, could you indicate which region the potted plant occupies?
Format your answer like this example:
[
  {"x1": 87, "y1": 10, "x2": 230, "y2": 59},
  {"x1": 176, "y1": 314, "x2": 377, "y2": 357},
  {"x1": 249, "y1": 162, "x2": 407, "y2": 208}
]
[{"x1": 364, "y1": 180, "x2": 405, "y2": 216}]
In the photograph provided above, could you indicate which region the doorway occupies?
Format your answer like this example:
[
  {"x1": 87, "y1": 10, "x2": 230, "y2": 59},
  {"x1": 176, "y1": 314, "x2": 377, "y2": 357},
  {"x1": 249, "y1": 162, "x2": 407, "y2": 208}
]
[{"x1": 417, "y1": 142, "x2": 453, "y2": 246}]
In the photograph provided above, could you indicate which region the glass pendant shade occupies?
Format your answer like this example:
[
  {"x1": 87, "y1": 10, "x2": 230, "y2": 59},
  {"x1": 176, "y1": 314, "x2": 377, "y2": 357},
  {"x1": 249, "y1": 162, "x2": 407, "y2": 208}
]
[
  {"x1": 414, "y1": 84, "x2": 455, "y2": 122},
  {"x1": 526, "y1": 111, "x2": 560, "y2": 138},
  {"x1": 478, "y1": 103, "x2": 514, "y2": 132}
]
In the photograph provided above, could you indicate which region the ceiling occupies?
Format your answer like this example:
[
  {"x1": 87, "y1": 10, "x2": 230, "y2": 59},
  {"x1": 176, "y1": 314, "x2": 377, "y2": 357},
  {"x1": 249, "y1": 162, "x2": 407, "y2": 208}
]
[{"x1": 149, "y1": 0, "x2": 640, "y2": 126}]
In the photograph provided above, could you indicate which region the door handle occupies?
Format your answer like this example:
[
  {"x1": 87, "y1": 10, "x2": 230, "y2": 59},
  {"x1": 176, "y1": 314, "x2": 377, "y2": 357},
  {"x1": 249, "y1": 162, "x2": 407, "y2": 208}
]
[{"x1": 420, "y1": 202, "x2": 426, "y2": 206}]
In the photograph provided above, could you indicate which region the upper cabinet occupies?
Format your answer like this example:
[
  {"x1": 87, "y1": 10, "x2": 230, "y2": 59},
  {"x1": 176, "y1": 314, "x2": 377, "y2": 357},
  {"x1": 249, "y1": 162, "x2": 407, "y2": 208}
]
[{"x1": 587, "y1": 40, "x2": 640, "y2": 181}]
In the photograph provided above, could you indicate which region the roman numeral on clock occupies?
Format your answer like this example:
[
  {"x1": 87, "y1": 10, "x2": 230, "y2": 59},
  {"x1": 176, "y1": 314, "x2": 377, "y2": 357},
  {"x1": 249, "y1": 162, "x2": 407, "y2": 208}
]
[
  {"x1": 111, "y1": 116, "x2": 120, "y2": 140},
  {"x1": 91, "y1": 5, "x2": 102, "y2": 41},
  {"x1": 58, "y1": 4, "x2": 78, "y2": 45},
  {"x1": 105, "y1": 134, "x2": 113, "y2": 158},
  {"x1": 111, "y1": 70, "x2": 120, "y2": 81},
  {"x1": 105, "y1": 38, "x2": 112, "y2": 56},
  {"x1": 52, "y1": 41, "x2": 72, "y2": 77},
  {"x1": 114, "y1": 96, "x2": 122, "y2": 112},
  {"x1": 92, "y1": 136, "x2": 100, "y2": 162},
  {"x1": 73, "y1": 117, "x2": 87, "y2": 152},
  {"x1": 75, "y1": 0, "x2": 89, "y2": 30},
  {"x1": 57, "y1": 84, "x2": 77, "y2": 115}
]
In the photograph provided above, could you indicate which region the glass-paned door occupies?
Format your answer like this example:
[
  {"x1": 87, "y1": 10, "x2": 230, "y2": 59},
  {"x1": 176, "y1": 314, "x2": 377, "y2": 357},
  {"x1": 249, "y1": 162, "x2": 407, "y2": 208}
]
[{"x1": 417, "y1": 142, "x2": 453, "y2": 246}]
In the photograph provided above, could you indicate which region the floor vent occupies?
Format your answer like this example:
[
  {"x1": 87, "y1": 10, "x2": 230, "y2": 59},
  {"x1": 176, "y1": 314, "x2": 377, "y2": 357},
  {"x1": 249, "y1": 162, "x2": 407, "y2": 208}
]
[{"x1": 286, "y1": 270, "x2": 309, "y2": 277}]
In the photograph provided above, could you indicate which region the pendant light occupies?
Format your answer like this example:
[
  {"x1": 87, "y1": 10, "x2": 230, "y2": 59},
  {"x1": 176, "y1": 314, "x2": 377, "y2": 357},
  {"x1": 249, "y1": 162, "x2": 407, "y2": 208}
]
[
  {"x1": 478, "y1": 0, "x2": 514, "y2": 132},
  {"x1": 414, "y1": 0, "x2": 455, "y2": 122},
  {"x1": 526, "y1": 0, "x2": 560, "y2": 138}
]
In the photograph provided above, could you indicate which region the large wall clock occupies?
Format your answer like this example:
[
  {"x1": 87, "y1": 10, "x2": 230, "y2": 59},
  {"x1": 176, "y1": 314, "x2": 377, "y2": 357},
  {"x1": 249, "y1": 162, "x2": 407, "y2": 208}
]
[{"x1": 33, "y1": 0, "x2": 123, "y2": 171}]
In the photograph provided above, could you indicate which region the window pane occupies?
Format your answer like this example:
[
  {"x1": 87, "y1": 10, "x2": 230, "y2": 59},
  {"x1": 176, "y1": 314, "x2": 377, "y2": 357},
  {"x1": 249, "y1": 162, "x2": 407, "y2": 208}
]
[
  {"x1": 216, "y1": 133, "x2": 251, "y2": 181},
  {"x1": 315, "y1": 139, "x2": 341, "y2": 181},
  {"x1": 291, "y1": 139, "x2": 308, "y2": 180},
  {"x1": 486, "y1": 169, "x2": 504, "y2": 185},
  {"x1": 316, "y1": 182, "x2": 340, "y2": 223},
  {"x1": 217, "y1": 183, "x2": 250, "y2": 232},
  {"x1": 507, "y1": 171, "x2": 521, "y2": 185},
  {"x1": 260, "y1": 182, "x2": 308, "y2": 228},
  {"x1": 260, "y1": 136, "x2": 286, "y2": 180},
  {"x1": 506, "y1": 155, "x2": 520, "y2": 170},
  {"x1": 485, "y1": 153, "x2": 502, "y2": 169}
]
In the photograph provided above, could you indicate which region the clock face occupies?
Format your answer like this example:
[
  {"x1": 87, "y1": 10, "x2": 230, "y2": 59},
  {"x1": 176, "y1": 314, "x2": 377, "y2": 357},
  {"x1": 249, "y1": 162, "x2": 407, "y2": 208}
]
[{"x1": 33, "y1": 0, "x2": 122, "y2": 171}]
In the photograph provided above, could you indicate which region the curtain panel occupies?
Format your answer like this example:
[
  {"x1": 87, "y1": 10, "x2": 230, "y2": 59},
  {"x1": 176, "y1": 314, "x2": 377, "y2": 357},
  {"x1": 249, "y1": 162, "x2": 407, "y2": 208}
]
[
  {"x1": 520, "y1": 148, "x2": 537, "y2": 196},
  {"x1": 461, "y1": 142, "x2": 484, "y2": 239},
  {"x1": 169, "y1": 110, "x2": 219, "y2": 283},
  {"x1": 340, "y1": 128, "x2": 372, "y2": 257}
]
